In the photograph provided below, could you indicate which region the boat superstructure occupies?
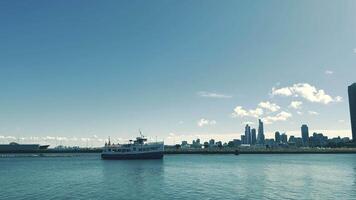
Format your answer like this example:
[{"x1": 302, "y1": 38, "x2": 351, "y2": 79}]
[{"x1": 101, "y1": 133, "x2": 164, "y2": 160}]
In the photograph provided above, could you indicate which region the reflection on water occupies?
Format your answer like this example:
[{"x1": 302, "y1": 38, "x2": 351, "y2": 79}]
[
  {"x1": 1, "y1": 154, "x2": 356, "y2": 200},
  {"x1": 101, "y1": 159, "x2": 164, "y2": 199}
]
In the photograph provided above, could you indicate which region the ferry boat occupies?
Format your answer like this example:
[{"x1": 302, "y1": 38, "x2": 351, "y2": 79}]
[
  {"x1": 0, "y1": 142, "x2": 49, "y2": 153},
  {"x1": 101, "y1": 133, "x2": 164, "y2": 160}
]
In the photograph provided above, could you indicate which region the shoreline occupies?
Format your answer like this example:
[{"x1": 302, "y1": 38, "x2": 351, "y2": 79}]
[{"x1": 2, "y1": 148, "x2": 356, "y2": 154}]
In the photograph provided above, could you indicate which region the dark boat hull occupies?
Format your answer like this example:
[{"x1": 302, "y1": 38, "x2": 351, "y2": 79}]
[{"x1": 101, "y1": 151, "x2": 164, "y2": 160}]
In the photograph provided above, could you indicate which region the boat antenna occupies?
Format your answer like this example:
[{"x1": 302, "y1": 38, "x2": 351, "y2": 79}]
[{"x1": 139, "y1": 129, "x2": 144, "y2": 138}]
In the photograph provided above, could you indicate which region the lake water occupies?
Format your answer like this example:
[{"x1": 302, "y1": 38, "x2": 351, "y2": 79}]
[{"x1": 1, "y1": 154, "x2": 356, "y2": 200}]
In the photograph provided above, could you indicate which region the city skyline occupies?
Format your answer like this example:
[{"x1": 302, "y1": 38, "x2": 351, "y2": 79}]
[{"x1": 0, "y1": 1, "x2": 356, "y2": 146}]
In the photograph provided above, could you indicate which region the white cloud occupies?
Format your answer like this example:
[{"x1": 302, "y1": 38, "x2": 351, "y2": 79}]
[
  {"x1": 197, "y1": 118, "x2": 217, "y2": 127},
  {"x1": 232, "y1": 106, "x2": 263, "y2": 118},
  {"x1": 242, "y1": 121, "x2": 255, "y2": 125},
  {"x1": 232, "y1": 106, "x2": 248, "y2": 117},
  {"x1": 325, "y1": 70, "x2": 334, "y2": 75},
  {"x1": 308, "y1": 111, "x2": 319, "y2": 115},
  {"x1": 289, "y1": 101, "x2": 303, "y2": 109},
  {"x1": 338, "y1": 119, "x2": 345, "y2": 123},
  {"x1": 335, "y1": 96, "x2": 343, "y2": 102},
  {"x1": 353, "y1": 48, "x2": 356, "y2": 54},
  {"x1": 262, "y1": 111, "x2": 292, "y2": 124},
  {"x1": 197, "y1": 91, "x2": 232, "y2": 99},
  {"x1": 258, "y1": 101, "x2": 280, "y2": 112},
  {"x1": 272, "y1": 83, "x2": 342, "y2": 104},
  {"x1": 271, "y1": 87, "x2": 293, "y2": 96},
  {"x1": 297, "y1": 111, "x2": 303, "y2": 115}
]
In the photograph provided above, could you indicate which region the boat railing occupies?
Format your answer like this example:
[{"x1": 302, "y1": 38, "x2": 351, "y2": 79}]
[{"x1": 105, "y1": 141, "x2": 163, "y2": 148}]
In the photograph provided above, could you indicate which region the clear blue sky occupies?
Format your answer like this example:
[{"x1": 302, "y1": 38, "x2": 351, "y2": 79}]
[{"x1": 0, "y1": 0, "x2": 355, "y2": 145}]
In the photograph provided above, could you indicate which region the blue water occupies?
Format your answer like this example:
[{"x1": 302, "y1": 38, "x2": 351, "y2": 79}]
[{"x1": 1, "y1": 154, "x2": 356, "y2": 200}]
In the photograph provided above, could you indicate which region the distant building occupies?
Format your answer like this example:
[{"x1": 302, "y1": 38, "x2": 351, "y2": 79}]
[
  {"x1": 203, "y1": 142, "x2": 209, "y2": 148},
  {"x1": 241, "y1": 135, "x2": 246, "y2": 144},
  {"x1": 228, "y1": 139, "x2": 241, "y2": 147},
  {"x1": 181, "y1": 141, "x2": 190, "y2": 149},
  {"x1": 209, "y1": 139, "x2": 215, "y2": 147},
  {"x1": 216, "y1": 141, "x2": 223, "y2": 148},
  {"x1": 310, "y1": 133, "x2": 328, "y2": 147},
  {"x1": 251, "y1": 128, "x2": 257, "y2": 145},
  {"x1": 257, "y1": 119, "x2": 265, "y2": 144},
  {"x1": 265, "y1": 139, "x2": 275, "y2": 148},
  {"x1": 349, "y1": 83, "x2": 356, "y2": 142},
  {"x1": 281, "y1": 133, "x2": 288, "y2": 144},
  {"x1": 301, "y1": 124, "x2": 309, "y2": 146},
  {"x1": 275, "y1": 131, "x2": 281, "y2": 144},
  {"x1": 288, "y1": 135, "x2": 296, "y2": 143},
  {"x1": 192, "y1": 139, "x2": 202, "y2": 148},
  {"x1": 233, "y1": 139, "x2": 241, "y2": 146},
  {"x1": 245, "y1": 124, "x2": 251, "y2": 145}
]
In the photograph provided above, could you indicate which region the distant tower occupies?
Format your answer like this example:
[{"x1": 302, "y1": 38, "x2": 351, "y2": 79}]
[
  {"x1": 245, "y1": 124, "x2": 251, "y2": 145},
  {"x1": 251, "y1": 128, "x2": 257, "y2": 145},
  {"x1": 275, "y1": 131, "x2": 281, "y2": 144},
  {"x1": 301, "y1": 124, "x2": 309, "y2": 146},
  {"x1": 349, "y1": 83, "x2": 356, "y2": 142},
  {"x1": 281, "y1": 133, "x2": 288, "y2": 144},
  {"x1": 257, "y1": 119, "x2": 265, "y2": 144}
]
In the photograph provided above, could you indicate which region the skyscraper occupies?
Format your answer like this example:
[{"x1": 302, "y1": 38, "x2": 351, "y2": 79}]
[
  {"x1": 257, "y1": 119, "x2": 265, "y2": 144},
  {"x1": 251, "y1": 128, "x2": 257, "y2": 145},
  {"x1": 301, "y1": 124, "x2": 309, "y2": 146},
  {"x1": 349, "y1": 83, "x2": 356, "y2": 142},
  {"x1": 245, "y1": 124, "x2": 251, "y2": 145},
  {"x1": 275, "y1": 131, "x2": 281, "y2": 144}
]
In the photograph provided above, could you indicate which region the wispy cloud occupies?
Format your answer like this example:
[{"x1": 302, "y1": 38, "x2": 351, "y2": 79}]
[
  {"x1": 308, "y1": 111, "x2": 319, "y2": 115},
  {"x1": 231, "y1": 106, "x2": 263, "y2": 118},
  {"x1": 197, "y1": 118, "x2": 217, "y2": 127},
  {"x1": 271, "y1": 83, "x2": 342, "y2": 104},
  {"x1": 325, "y1": 70, "x2": 334, "y2": 75},
  {"x1": 242, "y1": 121, "x2": 255, "y2": 125},
  {"x1": 258, "y1": 101, "x2": 280, "y2": 112},
  {"x1": 197, "y1": 91, "x2": 232, "y2": 99},
  {"x1": 289, "y1": 101, "x2": 303, "y2": 109},
  {"x1": 262, "y1": 111, "x2": 292, "y2": 124}
]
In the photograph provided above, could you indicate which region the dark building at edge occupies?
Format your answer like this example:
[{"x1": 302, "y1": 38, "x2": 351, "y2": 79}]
[{"x1": 349, "y1": 83, "x2": 356, "y2": 142}]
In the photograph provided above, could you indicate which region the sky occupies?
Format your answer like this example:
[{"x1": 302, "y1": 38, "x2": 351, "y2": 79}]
[{"x1": 0, "y1": 0, "x2": 356, "y2": 146}]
